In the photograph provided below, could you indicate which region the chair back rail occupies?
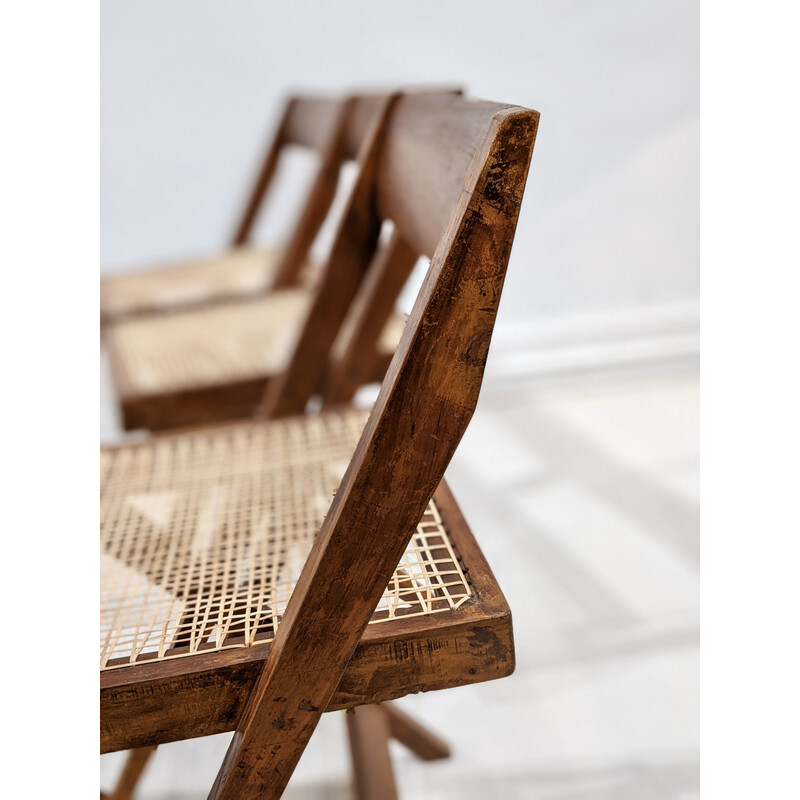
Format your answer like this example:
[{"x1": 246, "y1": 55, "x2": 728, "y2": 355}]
[
  {"x1": 260, "y1": 91, "x2": 518, "y2": 417},
  {"x1": 210, "y1": 93, "x2": 539, "y2": 799},
  {"x1": 268, "y1": 98, "x2": 353, "y2": 287},
  {"x1": 280, "y1": 96, "x2": 346, "y2": 152},
  {"x1": 322, "y1": 93, "x2": 528, "y2": 404},
  {"x1": 231, "y1": 94, "x2": 378, "y2": 287},
  {"x1": 259, "y1": 94, "x2": 395, "y2": 416},
  {"x1": 323, "y1": 226, "x2": 419, "y2": 404}
]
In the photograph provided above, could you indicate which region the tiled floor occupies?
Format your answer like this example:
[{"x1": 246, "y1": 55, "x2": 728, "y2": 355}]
[{"x1": 100, "y1": 357, "x2": 699, "y2": 799}]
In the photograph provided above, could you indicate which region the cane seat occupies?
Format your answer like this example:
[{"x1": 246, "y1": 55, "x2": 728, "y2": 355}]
[{"x1": 100, "y1": 407, "x2": 471, "y2": 672}]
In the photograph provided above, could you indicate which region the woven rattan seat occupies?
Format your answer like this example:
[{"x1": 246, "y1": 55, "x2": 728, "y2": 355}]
[
  {"x1": 107, "y1": 290, "x2": 311, "y2": 397},
  {"x1": 106, "y1": 292, "x2": 406, "y2": 429},
  {"x1": 100, "y1": 247, "x2": 288, "y2": 320},
  {"x1": 101, "y1": 407, "x2": 471, "y2": 672}
]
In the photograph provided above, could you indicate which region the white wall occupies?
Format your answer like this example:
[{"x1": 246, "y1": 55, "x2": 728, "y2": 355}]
[{"x1": 101, "y1": 0, "x2": 698, "y2": 331}]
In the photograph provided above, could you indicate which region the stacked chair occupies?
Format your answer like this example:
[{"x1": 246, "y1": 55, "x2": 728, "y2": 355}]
[
  {"x1": 102, "y1": 91, "x2": 416, "y2": 431},
  {"x1": 100, "y1": 90, "x2": 539, "y2": 799}
]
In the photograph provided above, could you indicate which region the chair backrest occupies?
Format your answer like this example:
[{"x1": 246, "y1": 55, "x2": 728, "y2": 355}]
[
  {"x1": 230, "y1": 93, "x2": 385, "y2": 288},
  {"x1": 210, "y1": 92, "x2": 539, "y2": 799},
  {"x1": 261, "y1": 92, "x2": 518, "y2": 415}
]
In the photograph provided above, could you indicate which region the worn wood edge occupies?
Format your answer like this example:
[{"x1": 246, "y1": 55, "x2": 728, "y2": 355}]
[{"x1": 100, "y1": 612, "x2": 513, "y2": 753}]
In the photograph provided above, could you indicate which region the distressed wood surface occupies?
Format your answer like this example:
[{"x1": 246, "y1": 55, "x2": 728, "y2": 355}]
[{"x1": 208, "y1": 96, "x2": 538, "y2": 799}]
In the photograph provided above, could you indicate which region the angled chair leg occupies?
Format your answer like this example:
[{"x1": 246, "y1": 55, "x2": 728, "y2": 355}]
[
  {"x1": 345, "y1": 705, "x2": 398, "y2": 800},
  {"x1": 104, "y1": 746, "x2": 157, "y2": 800},
  {"x1": 381, "y1": 702, "x2": 451, "y2": 761}
]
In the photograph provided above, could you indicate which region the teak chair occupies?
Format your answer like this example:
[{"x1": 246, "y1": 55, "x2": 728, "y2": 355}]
[
  {"x1": 101, "y1": 92, "x2": 374, "y2": 322},
  {"x1": 102, "y1": 92, "x2": 407, "y2": 432},
  {"x1": 100, "y1": 92, "x2": 539, "y2": 799}
]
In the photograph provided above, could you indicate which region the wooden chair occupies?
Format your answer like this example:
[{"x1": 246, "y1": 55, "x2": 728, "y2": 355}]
[
  {"x1": 101, "y1": 92, "x2": 375, "y2": 322},
  {"x1": 101, "y1": 92, "x2": 404, "y2": 432},
  {"x1": 104, "y1": 89, "x2": 457, "y2": 438},
  {"x1": 100, "y1": 91, "x2": 539, "y2": 799}
]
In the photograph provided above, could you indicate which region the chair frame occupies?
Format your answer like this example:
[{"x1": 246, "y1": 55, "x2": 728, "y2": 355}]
[
  {"x1": 102, "y1": 92, "x2": 377, "y2": 325},
  {"x1": 104, "y1": 93, "x2": 389, "y2": 431},
  {"x1": 100, "y1": 92, "x2": 539, "y2": 799},
  {"x1": 232, "y1": 93, "x2": 386, "y2": 290}
]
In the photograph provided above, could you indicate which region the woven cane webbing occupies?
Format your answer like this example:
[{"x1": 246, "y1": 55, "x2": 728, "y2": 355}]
[
  {"x1": 100, "y1": 247, "x2": 288, "y2": 318},
  {"x1": 100, "y1": 408, "x2": 472, "y2": 671},
  {"x1": 109, "y1": 291, "x2": 411, "y2": 397},
  {"x1": 108, "y1": 290, "x2": 311, "y2": 395}
]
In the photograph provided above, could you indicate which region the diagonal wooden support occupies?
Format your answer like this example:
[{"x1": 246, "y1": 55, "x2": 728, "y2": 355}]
[
  {"x1": 104, "y1": 746, "x2": 157, "y2": 800},
  {"x1": 322, "y1": 227, "x2": 418, "y2": 406},
  {"x1": 382, "y1": 702, "x2": 450, "y2": 761}
]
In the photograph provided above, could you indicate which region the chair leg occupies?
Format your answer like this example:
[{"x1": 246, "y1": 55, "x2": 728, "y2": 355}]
[
  {"x1": 104, "y1": 746, "x2": 157, "y2": 800},
  {"x1": 105, "y1": 707, "x2": 446, "y2": 800},
  {"x1": 345, "y1": 706, "x2": 398, "y2": 800},
  {"x1": 381, "y1": 702, "x2": 451, "y2": 761}
]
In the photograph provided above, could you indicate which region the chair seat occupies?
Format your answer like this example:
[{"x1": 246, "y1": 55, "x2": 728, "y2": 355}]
[
  {"x1": 100, "y1": 246, "x2": 287, "y2": 321},
  {"x1": 100, "y1": 408, "x2": 514, "y2": 753},
  {"x1": 107, "y1": 289, "x2": 311, "y2": 397},
  {"x1": 105, "y1": 293, "x2": 408, "y2": 431}
]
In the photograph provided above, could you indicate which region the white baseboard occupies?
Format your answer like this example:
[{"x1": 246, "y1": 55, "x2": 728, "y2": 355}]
[{"x1": 486, "y1": 301, "x2": 699, "y2": 383}]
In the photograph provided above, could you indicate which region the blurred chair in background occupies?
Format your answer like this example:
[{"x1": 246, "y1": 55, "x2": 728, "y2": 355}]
[
  {"x1": 101, "y1": 93, "x2": 368, "y2": 321},
  {"x1": 101, "y1": 91, "x2": 407, "y2": 431}
]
